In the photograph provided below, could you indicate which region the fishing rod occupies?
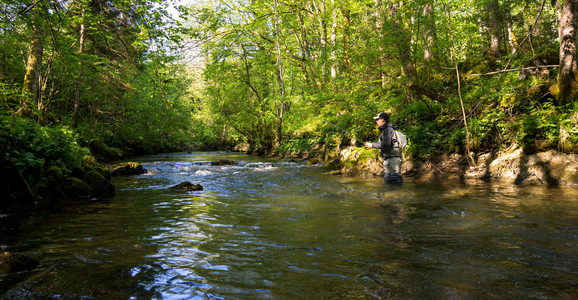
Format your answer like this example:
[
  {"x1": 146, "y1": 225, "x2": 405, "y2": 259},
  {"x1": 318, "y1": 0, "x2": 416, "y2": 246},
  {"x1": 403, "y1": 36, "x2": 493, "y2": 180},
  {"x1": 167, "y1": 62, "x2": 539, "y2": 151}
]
[{"x1": 319, "y1": 118, "x2": 365, "y2": 144}]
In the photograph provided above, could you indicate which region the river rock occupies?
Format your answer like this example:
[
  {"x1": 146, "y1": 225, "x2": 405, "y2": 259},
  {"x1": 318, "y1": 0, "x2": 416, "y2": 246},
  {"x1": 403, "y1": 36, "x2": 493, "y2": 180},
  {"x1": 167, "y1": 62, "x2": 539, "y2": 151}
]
[
  {"x1": 0, "y1": 252, "x2": 39, "y2": 274},
  {"x1": 339, "y1": 147, "x2": 383, "y2": 177},
  {"x1": 109, "y1": 162, "x2": 146, "y2": 176},
  {"x1": 170, "y1": 182, "x2": 203, "y2": 192},
  {"x1": 334, "y1": 146, "x2": 578, "y2": 185},
  {"x1": 324, "y1": 159, "x2": 341, "y2": 171},
  {"x1": 307, "y1": 158, "x2": 321, "y2": 165},
  {"x1": 464, "y1": 149, "x2": 578, "y2": 185},
  {"x1": 210, "y1": 159, "x2": 239, "y2": 166},
  {"x1": 89, "y1": 139, "x2": 123, "y2": 161},
  {"x1": 62, "y1": 177, "x2": 93, "y2": 198},
  {"x1": 84, "y1": 171, "x2": 115, "y2": 197}
]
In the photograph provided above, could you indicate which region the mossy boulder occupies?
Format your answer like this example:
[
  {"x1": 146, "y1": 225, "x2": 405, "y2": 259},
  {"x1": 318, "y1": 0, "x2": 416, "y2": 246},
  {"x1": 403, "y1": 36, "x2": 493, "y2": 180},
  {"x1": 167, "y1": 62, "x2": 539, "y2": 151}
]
[
  {"x1": 109, "y1": 162, "x2": 146, "y2": 176},
  {"x1": 89, "y1": 139, "x2": 123, "y2": 161},
  {"x1": 324, "y1": 159, "x2": 341, "y2": 171},
  {"x1": 307, "y1": 158, "x2": 321, "y2": 165},
  {"x1": 0, "y1": 252, "x2": 39, "y2": 274},
  {"x1": 170, "y1": 182, "x2": 203, "y2": 192},
  {"x1": 84, "y1": 171, "x2": 115, "y2": 198},
  {"x1": 339, "y1": 147, "x2": 383, "y2": 177},
  {"x1": 62, "y1": 177, "x2": 93, "y2": 198},
  {"x1": 82, "y1": 155, "x2": 99, "y2": 166},
  {"x1": 210, "y1": 159, "x2": 239, "y2": 166},
  {"x1": 91, "y1": 165, "x2": 112, "y2": 181},
  {"x1": 44, "y1": 165, "x2": 64, "y2": 182}
]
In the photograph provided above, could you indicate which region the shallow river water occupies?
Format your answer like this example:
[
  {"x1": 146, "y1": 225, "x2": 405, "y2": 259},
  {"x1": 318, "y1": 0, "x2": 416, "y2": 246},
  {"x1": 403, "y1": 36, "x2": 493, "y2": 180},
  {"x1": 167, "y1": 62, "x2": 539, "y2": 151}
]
[{"x1": 1, "y1": 152, "x2": 577, "y2": 299}]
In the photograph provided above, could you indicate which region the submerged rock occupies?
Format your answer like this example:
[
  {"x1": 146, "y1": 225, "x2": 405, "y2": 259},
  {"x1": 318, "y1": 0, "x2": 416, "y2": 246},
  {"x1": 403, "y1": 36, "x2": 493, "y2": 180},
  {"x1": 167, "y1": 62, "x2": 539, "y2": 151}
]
[
  {"x1": 0, "y1": 252, "x2": 39, "y2": 274},
  {"x1": 170, "y1": 182, "x2": 203, "y2": 192},
  {"x1": 210, "y1": 159, "x2": 239, "y2": 166},
  {"x1": 109, "y1": 162, "x2": 146, "y2": 176}
]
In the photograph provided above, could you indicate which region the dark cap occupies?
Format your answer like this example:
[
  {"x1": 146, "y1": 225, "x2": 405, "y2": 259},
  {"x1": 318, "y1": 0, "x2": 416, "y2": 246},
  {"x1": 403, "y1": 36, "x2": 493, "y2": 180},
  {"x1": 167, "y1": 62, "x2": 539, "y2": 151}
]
[{"x1": 373, "y1": 112, "x2": 388, "y2": 120}]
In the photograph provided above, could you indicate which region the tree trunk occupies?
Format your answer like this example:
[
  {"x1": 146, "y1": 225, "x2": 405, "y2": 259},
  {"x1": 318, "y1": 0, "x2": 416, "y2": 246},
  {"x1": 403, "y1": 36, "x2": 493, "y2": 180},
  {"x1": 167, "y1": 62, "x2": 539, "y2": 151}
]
[
  {"x1": 505, "y1": 8, "x2": 518, "y2": 55},
  {"x1": 274, "y1": 0, "x2": 285, "y2": 144},
  {"x1": 486, "y1": 0, "x2": 503, "y2": 59},
  {"x1": 330, "y1": 0, "x2": 337, "y2": 79},
  {"x1": 376, "y1": 0, "x2": 386, "y2": 86},
  {"x1": 557, "y1": 0, "x2": 578, "y2": 104},
  {"x1": 312, "y1": 0, "x2": 328, "y2": 81},
  {"x1": 21, "y1": 23, "x2": 44, "y2": 116},
  {"x1": 341, "y1": 1, "x2": 351, "y2": 68},
  {"x1": 390, "y1": 1, "x2": 417, "y2": 85},
  {"x1": 72, "y1": 22, "x2": 85, "y2": 130},
  {"x1": 422, "y1": 0, "x2": 436, "y2": 64},
  {"x1": 296, "y1": 9, "x2": 313, "y2": 88}
]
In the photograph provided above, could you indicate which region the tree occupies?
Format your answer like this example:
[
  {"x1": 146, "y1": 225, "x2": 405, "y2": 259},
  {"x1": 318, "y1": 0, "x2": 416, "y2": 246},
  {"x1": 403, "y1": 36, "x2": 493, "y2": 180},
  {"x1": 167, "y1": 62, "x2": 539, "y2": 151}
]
[
  {"x1": 20, "y1": 2, "x2": 45, "y2": 118},
  {"x1": 422, "y1": 0, "x2": 436, "y2": 64},
  {"x1": 557, "y1": 0, "x2": 578, "y2": 104},
  {"x1": 486, "y1": 0, "x2": 503, "y2": 59},
  {"x1": 389, "y1": 1, "x2": 417, "y2": 85}
]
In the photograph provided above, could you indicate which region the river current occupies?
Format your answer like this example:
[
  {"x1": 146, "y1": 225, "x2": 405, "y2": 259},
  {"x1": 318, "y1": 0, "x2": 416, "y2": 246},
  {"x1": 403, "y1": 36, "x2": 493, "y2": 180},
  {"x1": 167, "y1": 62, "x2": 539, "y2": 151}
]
[{"x1": 1, "y1": 152, "x2": 577, "y2": 299}]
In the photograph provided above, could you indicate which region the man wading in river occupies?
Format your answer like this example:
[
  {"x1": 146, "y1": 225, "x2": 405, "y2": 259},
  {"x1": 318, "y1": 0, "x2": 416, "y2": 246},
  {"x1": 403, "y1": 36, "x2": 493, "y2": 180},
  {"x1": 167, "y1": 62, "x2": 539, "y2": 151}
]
[{"x1": 364, "y1": 112, "x2": 403, "y2": 184}]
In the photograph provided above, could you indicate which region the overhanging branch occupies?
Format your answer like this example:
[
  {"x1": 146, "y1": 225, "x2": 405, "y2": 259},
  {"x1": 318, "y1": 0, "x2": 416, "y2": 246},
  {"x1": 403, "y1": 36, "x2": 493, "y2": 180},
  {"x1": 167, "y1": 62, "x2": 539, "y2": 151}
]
[{"x1": 467, "y1": 65, "x2": 559, "y2": 77}]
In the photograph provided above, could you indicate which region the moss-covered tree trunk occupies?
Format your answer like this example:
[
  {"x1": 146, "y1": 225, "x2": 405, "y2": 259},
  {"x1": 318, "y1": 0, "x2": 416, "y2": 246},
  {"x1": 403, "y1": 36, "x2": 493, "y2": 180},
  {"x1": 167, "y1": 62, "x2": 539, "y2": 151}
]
[
  {"x1": 20, "y1": 23, "x2": 44, "y2": 116},
  {"x1": 557, "y1": 0, "x2": 578, "y2": 105}
]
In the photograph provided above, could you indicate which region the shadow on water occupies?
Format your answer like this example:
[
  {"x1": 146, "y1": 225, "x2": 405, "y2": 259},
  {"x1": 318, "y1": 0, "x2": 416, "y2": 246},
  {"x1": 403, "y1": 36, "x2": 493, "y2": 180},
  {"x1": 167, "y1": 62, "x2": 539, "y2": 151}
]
[{"x1": 1, "y1": 152, "x2": 577, "y2": 299}]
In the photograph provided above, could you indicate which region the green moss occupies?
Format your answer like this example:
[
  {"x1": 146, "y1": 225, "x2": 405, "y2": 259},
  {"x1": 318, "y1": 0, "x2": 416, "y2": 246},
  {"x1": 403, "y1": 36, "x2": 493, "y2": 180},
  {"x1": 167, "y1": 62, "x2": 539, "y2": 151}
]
[
  {"x1": 44, "y1": 165, "x2": 63, "y2": 182},
  {"x1": 89, "y1": 139, "x2": 122, "y2": 161},
  {"x1": 109, "y1": 162, "x2": 145, "y2": 176},
  {"x1": 307, "y1": 158, "x2": 321, "y2": 165},
  {"x1": 82, "y1": 155, "x2": 98, "y2": 166},
  {"x1": 210, "y1": 159, "x2": 239, "y2": 166},
  {"x1": 324, "y1": 161, "x2": 341, "y2": 170},
  {"x1": 343, "y1": 160, "x2": 357, "y2": 168},
  {"x1": 357, "y1": 148, "x2": 379, "y2": 164}
]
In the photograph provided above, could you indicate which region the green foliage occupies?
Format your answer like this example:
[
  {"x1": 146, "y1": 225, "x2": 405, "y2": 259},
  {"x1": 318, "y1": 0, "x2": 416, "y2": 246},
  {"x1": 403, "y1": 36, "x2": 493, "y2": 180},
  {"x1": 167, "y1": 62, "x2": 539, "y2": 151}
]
[{"x1": 0, "y1": 112, "x2": 88, "y2": 186}]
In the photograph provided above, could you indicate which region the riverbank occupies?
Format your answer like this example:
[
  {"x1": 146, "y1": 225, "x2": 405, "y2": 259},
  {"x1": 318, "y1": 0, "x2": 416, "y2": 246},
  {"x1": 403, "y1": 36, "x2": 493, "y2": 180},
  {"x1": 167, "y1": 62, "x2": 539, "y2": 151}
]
[{"x1": 326, "y1": 147, "x2": 578, "y2": 186}]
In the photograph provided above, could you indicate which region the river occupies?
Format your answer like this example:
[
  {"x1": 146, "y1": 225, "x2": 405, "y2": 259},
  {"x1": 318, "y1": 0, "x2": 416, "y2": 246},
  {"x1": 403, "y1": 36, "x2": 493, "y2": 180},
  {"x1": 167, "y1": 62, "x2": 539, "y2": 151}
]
[{"x1": 1, "y1": 152, "x2": 577, "y2": 299}]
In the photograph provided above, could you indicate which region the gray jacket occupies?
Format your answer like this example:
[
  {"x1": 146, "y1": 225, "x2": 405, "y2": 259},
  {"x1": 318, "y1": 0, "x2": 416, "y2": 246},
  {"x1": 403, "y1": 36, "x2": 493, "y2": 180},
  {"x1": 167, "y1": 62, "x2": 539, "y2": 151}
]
[{"x1": 371, "y1": 122, "x2": 402, "y2": 159}]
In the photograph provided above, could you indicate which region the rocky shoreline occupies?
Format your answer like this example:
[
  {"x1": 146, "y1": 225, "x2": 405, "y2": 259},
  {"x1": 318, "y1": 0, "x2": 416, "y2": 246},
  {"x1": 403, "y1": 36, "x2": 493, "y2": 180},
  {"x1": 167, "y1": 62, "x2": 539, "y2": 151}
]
[{"x1": 328, "y1": 147, "x2": 578, "y2": 186}]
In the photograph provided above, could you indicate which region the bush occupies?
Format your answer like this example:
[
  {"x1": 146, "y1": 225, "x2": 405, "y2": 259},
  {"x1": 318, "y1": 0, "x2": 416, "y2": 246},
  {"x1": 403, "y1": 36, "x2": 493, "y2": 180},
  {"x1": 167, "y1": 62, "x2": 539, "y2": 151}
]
[{"x1": 0, "y1": 112, "x2": 89, "y2": 205}]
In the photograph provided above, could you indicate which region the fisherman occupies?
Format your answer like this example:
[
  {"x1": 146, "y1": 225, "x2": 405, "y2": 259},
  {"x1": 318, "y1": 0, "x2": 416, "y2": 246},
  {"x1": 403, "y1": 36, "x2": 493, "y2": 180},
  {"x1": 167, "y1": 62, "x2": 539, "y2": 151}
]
[{"x1": 364, "y1": 112, "x2": 403, "y2": 184}]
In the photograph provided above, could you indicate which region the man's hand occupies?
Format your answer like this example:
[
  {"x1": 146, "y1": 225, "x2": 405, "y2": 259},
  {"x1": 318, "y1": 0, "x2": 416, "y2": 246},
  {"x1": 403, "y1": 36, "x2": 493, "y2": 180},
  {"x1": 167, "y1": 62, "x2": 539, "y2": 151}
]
[{"x1": 364, "y1": 142, "x2": 372, "y2": 149}]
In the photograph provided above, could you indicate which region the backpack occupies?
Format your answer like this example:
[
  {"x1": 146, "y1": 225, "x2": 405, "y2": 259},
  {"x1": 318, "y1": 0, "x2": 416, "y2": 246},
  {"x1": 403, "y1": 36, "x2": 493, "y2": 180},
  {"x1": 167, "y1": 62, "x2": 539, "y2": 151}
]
[{"x1": 393, "y1": 130, "x2": 408, "y2": 150}]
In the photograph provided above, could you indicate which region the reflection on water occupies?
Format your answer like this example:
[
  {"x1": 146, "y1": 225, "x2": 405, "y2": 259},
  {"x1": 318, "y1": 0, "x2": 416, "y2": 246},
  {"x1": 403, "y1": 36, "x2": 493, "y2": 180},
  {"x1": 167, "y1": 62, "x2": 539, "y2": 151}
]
[{"x1": 1, "y1": 152, "x2": 577, "y2": 299}]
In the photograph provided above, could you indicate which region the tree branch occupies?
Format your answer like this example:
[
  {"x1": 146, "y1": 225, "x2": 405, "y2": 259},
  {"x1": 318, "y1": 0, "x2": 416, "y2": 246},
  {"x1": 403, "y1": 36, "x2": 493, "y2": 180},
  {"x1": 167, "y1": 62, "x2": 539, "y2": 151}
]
[{"x1": 467, "y1": 65, "x2": 559, "y2": 77}]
